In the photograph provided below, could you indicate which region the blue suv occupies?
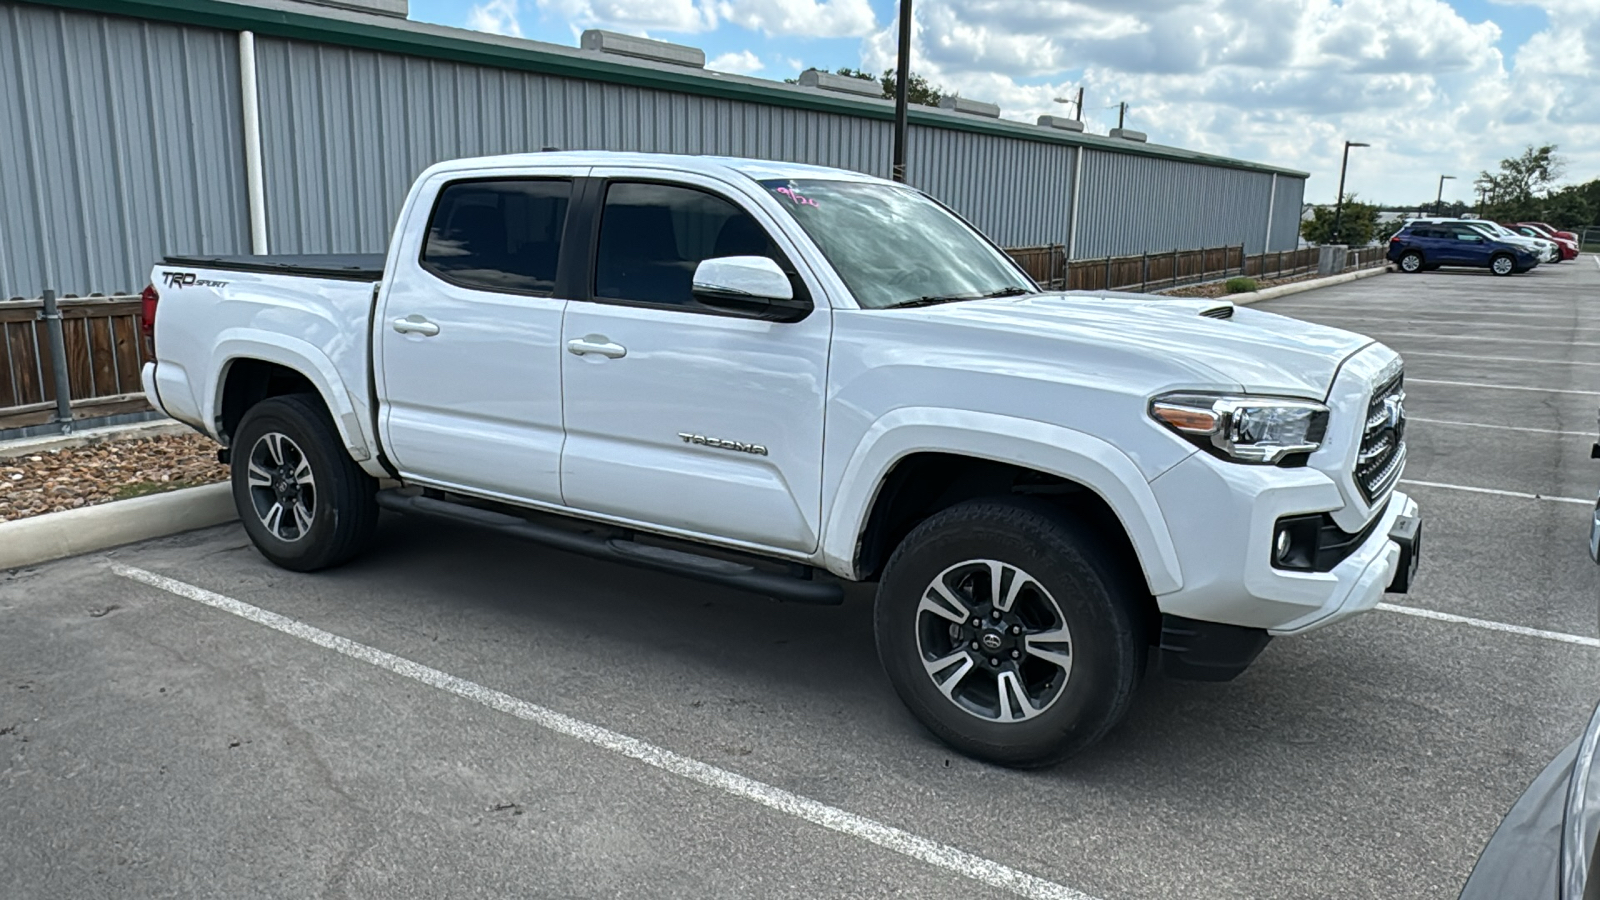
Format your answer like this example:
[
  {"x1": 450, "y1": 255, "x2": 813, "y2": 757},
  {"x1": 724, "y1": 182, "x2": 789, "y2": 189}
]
[{"x1": 1387, "y1": 221, "x2": 1539, "y2": 276}]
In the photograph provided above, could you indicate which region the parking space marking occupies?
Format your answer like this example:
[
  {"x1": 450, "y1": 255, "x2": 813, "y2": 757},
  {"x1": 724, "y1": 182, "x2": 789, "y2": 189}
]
[
  {"x1": 1400, "y1": 478, "x2": 1591, "y2": 505},
  {"x1": 1407, "y1": 378, "x2": 1600, "y2": 396},
  {"x1": 108, "y1": 563, "x2": 1100, "y2": 900},
  {"x1": 1409, "y1": 417, "x2": 1593, "y2": 438},
  {"x1": 1306, "y1": 316, "x2": 1599, "y2": 334},
  {"x1": 1286, "y1": 308, "x2": 1586, "y2": 322},
  {"x1": 1398, "y1": 350, "x2": 1600, "y2": 368},
  {"x1": 1377, "y1": 603, "x2": 1600, "y2": 649}
]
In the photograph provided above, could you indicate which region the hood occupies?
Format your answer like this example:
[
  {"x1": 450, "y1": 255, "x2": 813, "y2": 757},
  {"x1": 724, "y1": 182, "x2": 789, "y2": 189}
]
[{"x1": 922, "y1": 291, "x2": 1374, "y2": 398}]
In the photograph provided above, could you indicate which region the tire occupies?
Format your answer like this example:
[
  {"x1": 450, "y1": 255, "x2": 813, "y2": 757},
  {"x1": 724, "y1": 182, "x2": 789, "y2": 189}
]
[
  {"x1": 1490, "y1": 254, "x2": 1516, "y2": 276},
  {"x1": 231, "y1": 394, "x2": 379, "y2": 572},
  {"x1": 1398, "y1": 251, "x2": 1424, "y2": 273},
  {"x1": 874, "y1": 498, "x2": 1145, "y2": 768}
]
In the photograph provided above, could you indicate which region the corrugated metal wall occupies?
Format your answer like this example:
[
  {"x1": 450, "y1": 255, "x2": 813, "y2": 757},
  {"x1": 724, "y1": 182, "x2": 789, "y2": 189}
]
[
  {"x1": 254, "y1": 37, "x2": 900, "y2": 254},
  {"x1": 0, "y1": 2, "x2": 249, "y2": 299},
  {"x1": 1074, "y1": 149, "x2": 1280, "y2": 258},
  {"x1": 0, "y1": 1, "x2": 1304, "y2": 297},
  {"x1": 1270, "y1": 174, "x2": 1306, "y2": 252},
  {"x1": 906, "y1": 128, "x2": 1074, "y2": 249}
]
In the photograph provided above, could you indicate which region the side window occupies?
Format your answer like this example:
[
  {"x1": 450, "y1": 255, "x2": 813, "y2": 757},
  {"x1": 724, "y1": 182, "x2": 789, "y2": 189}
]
[
  {"x1": 593, "y1": 182, "x2": 779, "y2": 308},
  {"x1": 421, "y1": 179, "x2": 571, "y2": 293}
]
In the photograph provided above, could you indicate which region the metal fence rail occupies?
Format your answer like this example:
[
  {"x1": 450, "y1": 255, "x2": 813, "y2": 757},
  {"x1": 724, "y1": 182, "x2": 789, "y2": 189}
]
[{"x1": 0, "y1": 293, "x2": 152, "y2": 433}]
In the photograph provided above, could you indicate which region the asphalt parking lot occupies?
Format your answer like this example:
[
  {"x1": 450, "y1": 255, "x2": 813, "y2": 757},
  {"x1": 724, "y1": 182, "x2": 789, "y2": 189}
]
[{"x1": 4, "y1": 260, "x2": 1599, "y2": 900}]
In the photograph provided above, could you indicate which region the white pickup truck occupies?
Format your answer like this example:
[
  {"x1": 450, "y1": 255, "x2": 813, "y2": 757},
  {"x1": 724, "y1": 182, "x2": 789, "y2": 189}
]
[{"x1": 141, "y1": 151, "x2": 1420, "y2": 766}]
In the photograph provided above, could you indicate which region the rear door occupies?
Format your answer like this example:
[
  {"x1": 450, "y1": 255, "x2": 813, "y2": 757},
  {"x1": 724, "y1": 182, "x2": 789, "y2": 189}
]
[
  {"x1": 377, "y1": 166, "x2": 587, "y2": 504},
  {"x1": 557, "y1": 170, "x2": 832, "y2": 554}
]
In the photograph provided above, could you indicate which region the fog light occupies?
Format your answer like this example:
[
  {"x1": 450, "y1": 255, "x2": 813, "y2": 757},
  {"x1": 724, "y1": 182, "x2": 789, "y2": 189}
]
[{"x1": 1274, "y1": 528, "x2": 1291, "y2": 561}]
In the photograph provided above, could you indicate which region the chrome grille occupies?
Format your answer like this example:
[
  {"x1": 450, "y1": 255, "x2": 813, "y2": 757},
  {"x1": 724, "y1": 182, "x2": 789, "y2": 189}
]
[{"x1": 1355, "y1": 370, "x2": 1406, "y2": 503}]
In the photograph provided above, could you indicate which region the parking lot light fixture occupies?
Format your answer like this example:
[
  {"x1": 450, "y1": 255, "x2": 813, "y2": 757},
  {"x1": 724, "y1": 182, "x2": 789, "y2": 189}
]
[
  {"x1": 1332, "y1": 140, "x2": 1370, "y2": 244},
  {"x1": 1436, "y1": 174, "x2": 1456, "y2": 217}
]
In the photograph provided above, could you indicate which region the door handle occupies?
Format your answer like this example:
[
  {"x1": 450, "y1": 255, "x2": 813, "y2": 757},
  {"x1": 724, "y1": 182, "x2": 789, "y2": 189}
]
[
  {"x1": 392, "y1": 315, "x2": 440, "y2": 337},
  {"x1": 567, "y1": 336, "x2": 627, "y2": 359}
]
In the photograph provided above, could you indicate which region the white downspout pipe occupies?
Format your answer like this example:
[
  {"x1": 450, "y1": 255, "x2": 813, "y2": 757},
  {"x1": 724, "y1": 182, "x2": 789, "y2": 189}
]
[
  {"x1": 239, "y1": 30, "x2": 269, "y2": 255},
  {"x1": 1066, "y1": 146, "x2": 1085, "y2": 260},
  {"x1": 1262, "y1": 173, "x2": 1278, "y2": 255}
]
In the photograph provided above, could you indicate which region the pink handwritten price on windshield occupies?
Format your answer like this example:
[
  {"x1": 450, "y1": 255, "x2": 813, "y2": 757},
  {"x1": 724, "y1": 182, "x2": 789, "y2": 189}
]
[{"x1": 775, "y1": 187, "x2": 819, "y2": 207}]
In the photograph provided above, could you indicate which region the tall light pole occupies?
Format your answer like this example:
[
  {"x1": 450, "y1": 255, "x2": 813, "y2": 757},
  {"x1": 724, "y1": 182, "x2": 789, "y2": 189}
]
[
  {"x1": 890, "y1": 0, "x2": 912, "y2": 183},
  {"x1": 1331, "y1": 140, "x2": 1369, "y2": 244},
  {"x1": 1435, "y1": 174, "x2": 1456, "y2": 217}
]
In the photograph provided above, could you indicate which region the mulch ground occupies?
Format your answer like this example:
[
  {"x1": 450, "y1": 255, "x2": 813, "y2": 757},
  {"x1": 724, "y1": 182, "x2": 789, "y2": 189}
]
[
  {"x1": 1158, "y1": 271, "x2": 1328, "y2": 299},
  {"x1": 0, "y1": 433, "x2": 230, "y2": 523}
]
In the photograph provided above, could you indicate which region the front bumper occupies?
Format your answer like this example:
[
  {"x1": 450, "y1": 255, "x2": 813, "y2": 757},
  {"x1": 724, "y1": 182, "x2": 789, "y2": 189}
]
[{"x1": 1149, "y1": 450, "x2": 1421, "y2": 636}]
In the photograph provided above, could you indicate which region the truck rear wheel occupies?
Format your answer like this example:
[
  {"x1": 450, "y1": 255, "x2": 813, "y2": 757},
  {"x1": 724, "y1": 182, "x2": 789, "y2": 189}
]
[
  {"x1": 231, "y1": 394, "x2": 378, "y2": 572},
  {"x1": 874, "y1": 498, "x2": 1144, "y2": 767}
]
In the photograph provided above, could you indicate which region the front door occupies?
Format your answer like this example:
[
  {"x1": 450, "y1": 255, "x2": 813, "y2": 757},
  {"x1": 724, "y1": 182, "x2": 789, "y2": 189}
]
[
  {"x1": 559, "y1": 172, "x2": 831, "y2": 554},
  {"x1": 378, "y1": 168, "x2": 585, "y2": 505}
]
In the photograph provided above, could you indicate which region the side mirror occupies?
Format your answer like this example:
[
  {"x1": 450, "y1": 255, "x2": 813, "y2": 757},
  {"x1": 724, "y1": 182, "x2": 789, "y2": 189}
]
[{"x1": 692, "y1": 256, "x2": 810, "y2": 323}]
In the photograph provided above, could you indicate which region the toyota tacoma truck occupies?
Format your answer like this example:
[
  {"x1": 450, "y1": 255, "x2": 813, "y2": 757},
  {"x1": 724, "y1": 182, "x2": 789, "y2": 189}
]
[{"x1": 140, "y1": 152, "x2": 1421, "y2": 767}]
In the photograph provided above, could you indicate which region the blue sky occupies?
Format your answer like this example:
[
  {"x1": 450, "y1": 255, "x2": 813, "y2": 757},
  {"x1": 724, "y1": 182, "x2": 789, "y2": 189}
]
[{"x1": 408, "y1": 0, "x2": 1596, "y2": 205}]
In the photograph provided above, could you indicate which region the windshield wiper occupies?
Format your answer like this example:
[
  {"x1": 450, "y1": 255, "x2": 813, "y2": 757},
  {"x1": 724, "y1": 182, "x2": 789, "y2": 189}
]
[{"x1": 887, "y1": 287, "x2": 1033, "y2": 309}]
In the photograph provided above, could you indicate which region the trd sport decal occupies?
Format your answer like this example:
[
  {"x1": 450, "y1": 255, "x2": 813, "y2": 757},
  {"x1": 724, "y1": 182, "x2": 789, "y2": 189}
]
[{"x1": 161, "y1": 271, "x2": 229, "y2": 289}]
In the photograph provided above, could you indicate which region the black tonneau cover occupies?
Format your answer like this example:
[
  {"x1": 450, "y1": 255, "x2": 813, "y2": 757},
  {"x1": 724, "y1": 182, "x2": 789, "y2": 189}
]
[{"x1": 162, "y1": 253, "x2": 385, "y2": 282}]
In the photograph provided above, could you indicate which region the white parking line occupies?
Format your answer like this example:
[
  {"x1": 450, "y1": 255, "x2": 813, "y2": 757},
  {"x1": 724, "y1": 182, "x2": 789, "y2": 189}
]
[
  {"x1": 1400, "y1": 478, "x2": 1591, "y2": 505},
  {"x1": 1409, "y1": 417, "x2": 1593, "y2": 438},
  {"x1": 1377, "y1": 603, "x2": 1600, "y2": 649},
  {"x1": 1309, "y1": 316, "x2": 1599, "y2": 334},
  {"x1": 1399, "y1": 350, "x2": 1600, "y2": 368},
  {"x1": 1407, "y1": 377, "x2": 1600, "y2": 396},
  {"x1": 108, "y1": 563, "x2": 1100, "y2": 900},
  {"x1": 1295, "y1": 308, "x2": 1585, "y2": 322}
]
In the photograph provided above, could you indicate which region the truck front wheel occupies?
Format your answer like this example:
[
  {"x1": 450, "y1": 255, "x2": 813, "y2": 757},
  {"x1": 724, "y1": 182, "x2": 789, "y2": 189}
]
[
  {"x1": 875, "y1": 498, "x2": 1145, "y2": 767},
  {"x1": 231, "y1": 394, "x2": 378, "y2": 572}
]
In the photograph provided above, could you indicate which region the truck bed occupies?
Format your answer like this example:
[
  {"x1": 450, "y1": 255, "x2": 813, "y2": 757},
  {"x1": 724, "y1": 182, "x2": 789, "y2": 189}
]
[{"x1": 162, "y1": 253, "x2": 385, "y2": 282}]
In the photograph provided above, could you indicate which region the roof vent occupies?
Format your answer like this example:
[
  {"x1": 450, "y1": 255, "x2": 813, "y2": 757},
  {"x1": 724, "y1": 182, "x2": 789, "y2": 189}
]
[
  {"x1": 797, "y1": 69, "x2": 882, "y2": 98},
  {"x1": 1199, "y1": 305, "x2": 1234, "y2": 320},
  {"x1": 579, "y1": 30, "x2": 705, "y2": 68},
  {"x1": 1109, "y1": 128, "x2": 1148, "y2": 142},
  {"x1": 1036, "y1": 115, "x2": 1085, "y2": 132},
  {"x1": 939, "y1": 96, "x2": 1001, "y2": 118}
]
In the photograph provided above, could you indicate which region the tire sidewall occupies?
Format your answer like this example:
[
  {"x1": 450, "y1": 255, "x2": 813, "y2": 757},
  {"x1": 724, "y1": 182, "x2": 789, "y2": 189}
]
[
  {"x1": 875, "y1": 502, "x2": 1141, "y2": 766},
  {"x1": 231, "y1": 398, "x2": 353, "y2": 570},
  {"x1": 1490, "y1": 254, "x2": 1514, "y2": 276},
  {"x1": 1400, "y1": 251, "x2": 1423, "y2": 273}
]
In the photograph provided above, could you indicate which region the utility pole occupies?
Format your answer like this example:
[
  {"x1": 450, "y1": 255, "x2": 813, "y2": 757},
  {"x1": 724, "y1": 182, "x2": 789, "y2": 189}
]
[
  {"x1": 1117, "y1": 102, "x2": 1127, "y2": 130},
  {"x1": 891, "y1": 0, "x2": 912, "y2": 183},
  {"x1": 1075, "y1": 86, "x2": 1084, "y2": 120},
  {"x1": 1331, "y1": 140, "x2": 1369, "y2": 244}
]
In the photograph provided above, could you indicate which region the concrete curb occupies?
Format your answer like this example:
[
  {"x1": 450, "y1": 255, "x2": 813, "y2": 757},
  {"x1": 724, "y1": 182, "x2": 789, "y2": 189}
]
[
  {"x1": 0, "y1": 418, "x2": 190, "y2": 460},
  {"x1": 0, "y1": 482, "x2": 237, "y2": 570},
  {"x1": 1231, "y1": 265, "x2": 1390, "y2": 306}
]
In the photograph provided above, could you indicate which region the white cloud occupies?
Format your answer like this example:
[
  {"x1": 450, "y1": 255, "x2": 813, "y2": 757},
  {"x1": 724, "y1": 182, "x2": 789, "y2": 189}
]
[
  {"x1": 857, "y1": 0, "x2": 1595, "y2": 204},
  {"x1": 709, "y1": 49, "x2": 765, "y2": 73},
  {"x1": 716, "y1": 0, "x2": 876, "y2": 37},
  {"x1": 467, "y1": 0, "x2": 524, "y2": 37},
  {"x1": 534, "y1": 0, "x2": 718, "y2": 34}
]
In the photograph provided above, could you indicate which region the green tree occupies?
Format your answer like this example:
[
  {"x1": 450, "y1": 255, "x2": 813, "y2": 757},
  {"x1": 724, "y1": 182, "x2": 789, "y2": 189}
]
[
  {"x1": 787, "y1": 66, "x2": 944, "y2": 107},
  {"x1": 1476, "y1": 145, "x2": 1567, "y2": 222},
  {"x1": 1301, "y1": 194, "x2": 1381, "y2": 245}
]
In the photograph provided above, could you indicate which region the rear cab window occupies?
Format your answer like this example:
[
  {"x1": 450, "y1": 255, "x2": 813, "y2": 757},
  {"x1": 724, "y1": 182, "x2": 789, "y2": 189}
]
[{"x1": 420, "y1": 179, "x2": 572, "y2": 294}]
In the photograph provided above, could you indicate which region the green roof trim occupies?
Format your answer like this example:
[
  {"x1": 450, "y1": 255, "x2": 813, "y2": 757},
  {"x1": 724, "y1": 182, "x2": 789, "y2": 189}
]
[{"x1": 23, "y1": 0, "x2": 1311, "y2": 179}]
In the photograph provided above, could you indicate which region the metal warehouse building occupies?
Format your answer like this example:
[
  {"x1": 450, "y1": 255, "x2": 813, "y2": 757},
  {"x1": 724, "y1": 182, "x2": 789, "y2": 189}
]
[{"x1": 0, "y1": 0, "x2": 1309, "y2": 300}]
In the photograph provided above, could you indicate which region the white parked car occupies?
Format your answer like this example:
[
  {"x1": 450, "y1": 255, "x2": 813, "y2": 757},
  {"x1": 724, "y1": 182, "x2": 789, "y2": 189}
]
[{"x1": 140, "y1": 152, "x2": 1422, "y2": 766}]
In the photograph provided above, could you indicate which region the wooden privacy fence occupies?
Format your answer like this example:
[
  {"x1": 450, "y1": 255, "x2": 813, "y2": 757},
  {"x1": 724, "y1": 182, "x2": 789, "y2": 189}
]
[
  {"x1": 0, "y1": 293, "x2": 152, "y2": 432},
  {"x1": 1008, "y1": 244, "x2": 1325, "y2": 292},
  {"x1": 1346, "y1": 246, "x2": 1388, "y2": 270}
]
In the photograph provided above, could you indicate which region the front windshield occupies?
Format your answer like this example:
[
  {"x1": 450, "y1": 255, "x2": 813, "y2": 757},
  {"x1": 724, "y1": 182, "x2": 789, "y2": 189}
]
[{"x1": 758, "y1": 179, "x2": 1035, "y2": 309}]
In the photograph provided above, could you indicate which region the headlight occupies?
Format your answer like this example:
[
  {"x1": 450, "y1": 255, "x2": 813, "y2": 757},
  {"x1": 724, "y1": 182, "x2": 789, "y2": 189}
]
[{"x1": 1150, "y1": 392, "x2": 1330, "y2": 464}]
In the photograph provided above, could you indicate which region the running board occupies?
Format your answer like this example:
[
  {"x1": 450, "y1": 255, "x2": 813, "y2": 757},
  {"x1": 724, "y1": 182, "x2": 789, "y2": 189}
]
[{"x1": 374, "y1": 490, "x2": 844, "y2": 605}]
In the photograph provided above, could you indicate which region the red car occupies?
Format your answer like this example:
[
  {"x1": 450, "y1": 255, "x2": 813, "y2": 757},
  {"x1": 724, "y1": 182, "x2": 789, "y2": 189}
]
[{"x1": 1507, "y1": 223, "x2": 1580, "y2": 261}]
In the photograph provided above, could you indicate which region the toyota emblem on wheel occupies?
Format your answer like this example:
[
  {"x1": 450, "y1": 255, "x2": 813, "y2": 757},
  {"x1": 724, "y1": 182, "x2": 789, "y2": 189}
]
[{"x1": 981, "y1": 633, "x2": 1003, "y2": 651}]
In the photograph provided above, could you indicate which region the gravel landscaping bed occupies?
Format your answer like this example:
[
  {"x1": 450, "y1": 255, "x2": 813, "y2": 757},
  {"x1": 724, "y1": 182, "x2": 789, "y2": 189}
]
[{"x1": 0, "y1": 433, "x2": 229, "y2": 523}]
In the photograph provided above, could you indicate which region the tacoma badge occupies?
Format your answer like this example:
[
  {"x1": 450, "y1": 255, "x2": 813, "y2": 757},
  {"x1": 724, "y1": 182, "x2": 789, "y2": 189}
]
[{"x1": 678, "y1": 433, "x2": 769, "y2": 456}]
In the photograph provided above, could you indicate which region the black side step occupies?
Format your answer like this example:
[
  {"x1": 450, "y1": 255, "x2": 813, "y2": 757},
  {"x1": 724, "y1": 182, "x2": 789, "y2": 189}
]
[{"x1": 374, "y1": 490, "x2": 844, "y2": 605}]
